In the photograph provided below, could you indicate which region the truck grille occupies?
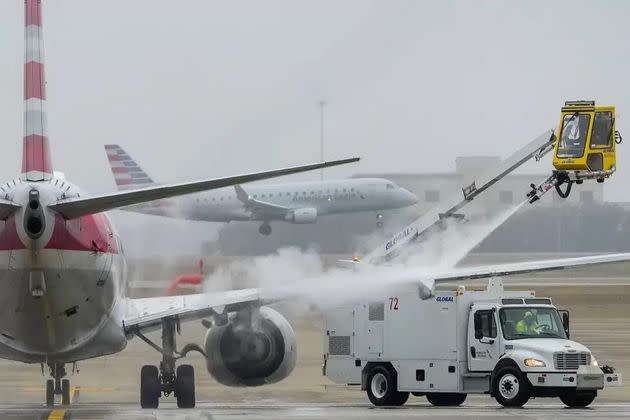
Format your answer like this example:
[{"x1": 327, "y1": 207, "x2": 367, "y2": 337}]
[{"x1": 553, "y1": 352, "x2": 591, "y2": 370}]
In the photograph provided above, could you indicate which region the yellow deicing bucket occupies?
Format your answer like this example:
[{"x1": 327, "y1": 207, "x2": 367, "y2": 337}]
[{"x1": 552, "y1": 100, "x2": 620, "y2": 183}]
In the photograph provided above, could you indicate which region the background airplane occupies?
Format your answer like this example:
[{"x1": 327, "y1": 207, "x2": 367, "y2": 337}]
[{"x1": 104, "y1": 144, "x2": 418, "y2": 235}]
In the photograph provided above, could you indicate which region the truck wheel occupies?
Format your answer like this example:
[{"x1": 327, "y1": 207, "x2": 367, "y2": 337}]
[
  {"x1": 426, "y1": 392, "x2": 467, "y2": 406},
  {"x1": 559, "y1": 392, "x2": 596, "y2": 408},
  {"x1": 493, "y1": 366, "x2": 530, "y2": 407},
  {"x1": 366, "y1": 366, "x2": 409, "y2": 406}
]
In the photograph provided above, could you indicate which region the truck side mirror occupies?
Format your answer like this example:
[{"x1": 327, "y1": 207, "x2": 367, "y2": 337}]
[{"x1": 560, "y1": 310, "x2": 570, "y2": 339}]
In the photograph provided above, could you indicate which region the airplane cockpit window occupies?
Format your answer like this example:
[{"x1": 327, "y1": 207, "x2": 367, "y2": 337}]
[{"x1": 386, "y1": 183, "x2": 395, "y2": 189}]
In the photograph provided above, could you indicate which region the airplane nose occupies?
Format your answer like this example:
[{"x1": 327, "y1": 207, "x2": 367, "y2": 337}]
[{"x1": 399, "y1": 188, "x2": 418, "y2": 206}]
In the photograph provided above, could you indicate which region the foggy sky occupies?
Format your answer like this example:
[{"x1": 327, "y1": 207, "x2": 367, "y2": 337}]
[{"x1": 1, "y1": 1, "x2": 629, "y2": 256}]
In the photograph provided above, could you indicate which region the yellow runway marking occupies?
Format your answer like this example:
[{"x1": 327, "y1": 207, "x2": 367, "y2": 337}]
[{"x1": 48, "y1": 409, "x2": 66, "y2": 420}]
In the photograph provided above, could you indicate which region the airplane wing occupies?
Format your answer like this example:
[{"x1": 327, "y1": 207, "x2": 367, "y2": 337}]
[
  {"x1": 405, "y1": 253, "x2": 630, "y2": 291},
  {"x1": 0, "y1": 199, "x2": 21, "y2": 220},
  {"x1": 48, "y1": 157, "x2": 359, "y2": 219},
  {"x1": 123, "y1": 288, "x2": 261, "y2": 334},
  {"x1": 234, "y1": 185, "x2": 290, "y2": 217}
]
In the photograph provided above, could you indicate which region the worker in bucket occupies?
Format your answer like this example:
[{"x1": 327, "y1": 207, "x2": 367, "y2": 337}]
[{"x1": 515, "y1": 311, "x2": 541, "y2": 334}]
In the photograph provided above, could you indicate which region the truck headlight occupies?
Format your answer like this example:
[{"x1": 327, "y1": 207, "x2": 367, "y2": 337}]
[
  {"x1": 592, "y1": 357, "x2": 599, "y2": 367},
  {"x1": 524, "y1": 358, "x2": 546, "y2": 367}
]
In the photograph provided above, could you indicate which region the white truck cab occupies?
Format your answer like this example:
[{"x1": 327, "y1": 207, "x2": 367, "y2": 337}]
[{"x1": 323, "y1": 279, "x2": 621, "y2": 407}]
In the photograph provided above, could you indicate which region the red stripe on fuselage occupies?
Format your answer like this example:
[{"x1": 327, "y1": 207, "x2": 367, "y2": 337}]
[
  {"x1": 25, "y1": 0, "x2": 42, "y2": 27},
  {"x1": 24, "y1": 62, "x2": 46, "y2": 100},
  {"x1": 0, "y1": 215, "x2": 26, "y2": 251},
  {"x1": 46, "y1": 214, "x2": 119, "y2": 254},
  {"x1": 111, "y1": 167, "x2": 129, "y2": 174},
  {"x1": 21, "y1": 135, "x2": 52, "y2": 174}
]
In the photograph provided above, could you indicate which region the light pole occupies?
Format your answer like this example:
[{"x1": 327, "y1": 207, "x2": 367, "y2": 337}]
[{"x1": 319, "y1": 100, "x2": 326, "y2": 181}]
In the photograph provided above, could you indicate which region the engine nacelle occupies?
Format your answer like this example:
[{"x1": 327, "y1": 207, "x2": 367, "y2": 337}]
[
  {"x1": 286, "y1": 208, "x2": 317, "y2": 224},
  {"x1": 204, "y1": 307, "x2": 297, "y2": 387}
]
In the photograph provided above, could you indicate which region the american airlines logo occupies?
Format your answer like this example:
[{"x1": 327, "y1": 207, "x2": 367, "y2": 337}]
[{"x1": 385, "y1": 227, "x2": 416, "y2": 250}]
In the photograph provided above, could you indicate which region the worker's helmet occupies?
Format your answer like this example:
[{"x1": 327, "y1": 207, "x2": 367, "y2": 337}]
[{"x1": 524, "y1": 311, "x2": 535, "y2": 322}]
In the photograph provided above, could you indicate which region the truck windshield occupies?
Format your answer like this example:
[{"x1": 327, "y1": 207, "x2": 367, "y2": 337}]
[
  {"x1": 499, "y1": 307, "x2": 567, "y2": 340},
  {"x1": 557, "y1": 113, "x2": 591, "y2": 158}
]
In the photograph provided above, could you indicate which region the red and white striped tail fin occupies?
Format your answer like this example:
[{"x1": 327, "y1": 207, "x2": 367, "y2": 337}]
[
  {"x1": 21, "y1": 0, "x2": 53, "y2": 181},
  {"x1": 104, "y1": 145, "x2": 156, "y2": 190}
]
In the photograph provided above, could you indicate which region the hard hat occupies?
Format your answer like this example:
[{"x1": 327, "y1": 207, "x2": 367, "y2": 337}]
[{"x1": 524, "y1": 311, "x2": 534, "y2": 319}]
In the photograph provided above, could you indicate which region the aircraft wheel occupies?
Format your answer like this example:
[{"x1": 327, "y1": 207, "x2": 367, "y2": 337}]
[
  {"x1": 46, "y1": 379, "x2": 54, "y2": 407},
  {"x1": 140, "y1": 365, "x2": 160, "y2": 409},
  {"x1": 61, "y1": 379, "x2": 71, "y2": 405},
  {"x1": 176, "y1": 364, "x2": 195, "y2": 408},
  {"x1": 259, "y1": 223, "x2": 272, "y2": 236}
]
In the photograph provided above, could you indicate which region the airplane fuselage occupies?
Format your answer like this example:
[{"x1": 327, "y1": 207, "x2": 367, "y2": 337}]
[
  {"x1": 0, "y1": 178, "x2": 127, "y2": 363},
  {"x1": 130, "y1": 178, "x2": 417, "y2": 222}
]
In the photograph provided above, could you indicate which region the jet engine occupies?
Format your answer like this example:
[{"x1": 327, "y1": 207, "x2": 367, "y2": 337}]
[
  {"x1": 204, "y1": 306, "x2": 297, "y2": 387},
  {"x1": 286, "y1": 208, "x2": 317, "y2": 224}
]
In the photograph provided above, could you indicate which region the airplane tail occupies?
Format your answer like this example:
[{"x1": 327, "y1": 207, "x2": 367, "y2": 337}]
[
  {"x1": 104, "y1": 145, "x2": 156, "y2": 190},
  {"x1": 21, "y1": 0, "x2": 53, "y2": 181}
]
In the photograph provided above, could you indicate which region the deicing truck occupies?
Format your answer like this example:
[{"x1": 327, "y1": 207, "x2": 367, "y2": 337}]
[{"x1": 323, "y1": 279, "x2": 621, "y2": 407}]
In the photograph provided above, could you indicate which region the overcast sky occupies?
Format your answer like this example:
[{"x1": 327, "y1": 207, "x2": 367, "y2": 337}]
[
  {"x1": 1, "y1": 1, "x2": 630, "y2": 258},
  {"x1": 1, "y1": 0, "x2": 629, "y2": 198}
]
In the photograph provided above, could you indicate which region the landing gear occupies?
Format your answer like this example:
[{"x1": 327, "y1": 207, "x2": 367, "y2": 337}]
[
  {"x1": 46, "y1": 379, "x2": 54, "y2": 407},
  {"x1": 176, "y1": 364, "x2": 195, "y2": 408},
  {"x1": 135, "y1": 318, "x2": 204, "y2": 409},
  {"x1": 45, "y1": 363, "x2": 71, "y2": 407},
  {"x1": 259, "y1": 223, "x2": 272, "y2": 236},
  {"x1": 140, "y1": 365, "x2": 160, "y2": 409}
]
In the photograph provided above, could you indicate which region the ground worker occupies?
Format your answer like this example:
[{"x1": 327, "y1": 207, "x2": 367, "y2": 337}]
[{"x1": 515, "y1": 311, "x2": 540, "y2": 334}]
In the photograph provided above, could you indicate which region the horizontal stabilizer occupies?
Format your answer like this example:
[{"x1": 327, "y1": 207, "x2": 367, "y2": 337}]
[
  {"x1": 48, "y1": 157, "x2": 359, "y2": 219},
  {"x1": 0, "y1": 200, "x2": 21, "y2": 220}
]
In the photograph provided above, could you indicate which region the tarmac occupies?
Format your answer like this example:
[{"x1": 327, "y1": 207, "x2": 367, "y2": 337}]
[
  {"x1": 0, "y1": 263, "x2": 627, "y2": 419},
  {"x1": 3, "y1": 401, "x2": 630, "y2": 420}
]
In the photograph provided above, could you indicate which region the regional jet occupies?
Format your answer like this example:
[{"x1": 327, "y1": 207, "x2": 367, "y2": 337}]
[
  {"x1": 104, "y1": 145, "x2": 418, "y2": 235},
  {"x1": 2, "y1": 1, "x2": 629, "y2": 410}
]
